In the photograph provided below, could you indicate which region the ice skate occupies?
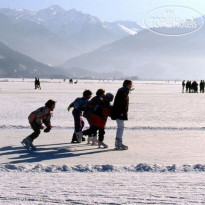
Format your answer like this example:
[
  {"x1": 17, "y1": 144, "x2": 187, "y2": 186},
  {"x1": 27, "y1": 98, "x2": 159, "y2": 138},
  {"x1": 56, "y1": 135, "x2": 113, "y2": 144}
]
[
  {"x1": 98, "y1": 141, "x2": 108, "y2": 148},
  {"x1": 71, "y1": 139, "x2": 80, "y2": 143},
  {"x1": 75, "y1": 131, "x2": 83, "y2": 143},
  {"x1": 71, "y1": 133, "x2": 80, "y2": 143},
  {"x1": 116, "y1": 144, "x2": 128, "y2": 150},
  {"x1": 87, "y1": 136, "x2": 93, "y2": 144},
  {"x1": 115, "y1": 139, "x2": 128, "y2": 150},
  {"x1": 91, "y1": 136, "x2": 98, "y2": 146},
  {"x1": 29, "y1": 141, "x2": 36, "y2": 150},
  {"x1": 21, "y1": 137, "x2": 32, "y2": 150},
  {"x1": 71, "y1": 139, "x2": 78, "y2": 143}
]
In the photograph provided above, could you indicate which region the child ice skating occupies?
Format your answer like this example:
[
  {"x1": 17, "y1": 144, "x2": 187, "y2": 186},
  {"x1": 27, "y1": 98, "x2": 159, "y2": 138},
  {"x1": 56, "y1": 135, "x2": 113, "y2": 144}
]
[
  {"x1": 112, "y1": 80, "x2": 132, "y2": 150},
  {"x1": 68, "y1": 90, "x2": 92, "y2": 143},
  {"x1": 76, "y1": 92, "x2": 114, "y2": 148},
  {"x1": 82, "y1": 89, "x2": 106, "y2": 145},
  {"x1": 21, "y1": 99, "x2": 56, "y2": 150}
]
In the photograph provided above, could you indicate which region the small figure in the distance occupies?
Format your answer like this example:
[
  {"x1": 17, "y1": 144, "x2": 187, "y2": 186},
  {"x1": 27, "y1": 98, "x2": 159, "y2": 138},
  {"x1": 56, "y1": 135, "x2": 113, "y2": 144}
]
[
  {"x1": 69, "y1": 79, "x2": 73, "y2": 84},
  {"x1": 35, "y1": 78, "x2": 41, "y2": 90},
  {"x1": 200, "y1": 80, "x2": 205, "y2": 93},
  {"x1": 182, "y1": 80, "x2": 186, "y2": 93},
  {"x1": 34, "y1": 77, "x2": 38, "y2": 89}
]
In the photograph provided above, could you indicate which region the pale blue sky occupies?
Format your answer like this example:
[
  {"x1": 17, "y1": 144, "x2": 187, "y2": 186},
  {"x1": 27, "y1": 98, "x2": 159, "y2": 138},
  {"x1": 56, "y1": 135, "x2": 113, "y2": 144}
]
[{"x1": 0, "y1": 0, "x2": 205, "y2": 24}]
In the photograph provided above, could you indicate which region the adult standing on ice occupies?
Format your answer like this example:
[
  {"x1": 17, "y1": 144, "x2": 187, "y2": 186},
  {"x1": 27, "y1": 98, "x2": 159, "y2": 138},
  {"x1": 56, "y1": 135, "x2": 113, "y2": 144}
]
[
  {"x1": 21, "y1": 99, "x2": 56, "y2": 150},
  {"x1": 112, "y1": 80, "x2": 133, "y2": 150}
]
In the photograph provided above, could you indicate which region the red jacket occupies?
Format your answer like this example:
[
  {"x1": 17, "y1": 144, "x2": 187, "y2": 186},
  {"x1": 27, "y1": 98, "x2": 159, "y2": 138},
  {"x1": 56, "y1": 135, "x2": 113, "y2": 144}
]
[
  {"x1": 89, "y1": 107, "x2": 111, "y2": 129},
  {"x1": 28, "y1": 106, "x2": 52, "y2": 126}
]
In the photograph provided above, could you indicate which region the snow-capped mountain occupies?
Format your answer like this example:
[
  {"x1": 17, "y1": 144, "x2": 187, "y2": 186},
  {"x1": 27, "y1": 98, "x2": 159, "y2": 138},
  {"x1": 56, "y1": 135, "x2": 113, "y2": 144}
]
[
  {"x1": 34, "y1": 5, "x2": 141, "y2": 37},
  {"x1": 0, "y1": 13, "x2": 78, "y2": 65},
  {"x1": 0, "y1": 5, "x2": 141, "y2": 37},
  {"x1": 0, "y1": 5, "x2": 142, "y2": 61},
  {"x1": 0, "y1": 5, "x2": 142, "y2": 65},
  {"x1": 0, "y1": 7, "x2": 36, "y2": 21}
]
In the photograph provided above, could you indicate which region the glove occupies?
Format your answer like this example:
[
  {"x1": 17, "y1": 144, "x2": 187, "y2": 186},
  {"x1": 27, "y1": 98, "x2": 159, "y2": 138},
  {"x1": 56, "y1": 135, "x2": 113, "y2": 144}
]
[
  {"x1": 44, "y1": 125, "x2": 52, "y2": 133},
  {"x1": 67, "y1": 106, "x2": 71, "y2": 112},
  {"x1": 39, "y1": 125, "x2": 44, "y2": 130}
]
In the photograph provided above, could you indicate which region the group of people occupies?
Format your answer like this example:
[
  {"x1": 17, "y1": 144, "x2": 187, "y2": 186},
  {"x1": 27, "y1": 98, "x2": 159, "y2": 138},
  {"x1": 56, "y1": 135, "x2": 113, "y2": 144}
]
[
  {"x1": 35, "y1": 78, "x2": 41, "y2": 90},
  {"x1": 182, "y1": 80, "x2": 205, "y2": 93},
  {"x1": 22, "y1": 80, "x2": 133, "y2": 151}
]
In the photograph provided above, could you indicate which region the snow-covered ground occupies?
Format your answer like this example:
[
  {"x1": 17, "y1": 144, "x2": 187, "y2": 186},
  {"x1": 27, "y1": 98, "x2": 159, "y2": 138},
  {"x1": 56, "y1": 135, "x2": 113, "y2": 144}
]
[{"x1": 1, "y1": 79, "x2": 205, "y2": 204}]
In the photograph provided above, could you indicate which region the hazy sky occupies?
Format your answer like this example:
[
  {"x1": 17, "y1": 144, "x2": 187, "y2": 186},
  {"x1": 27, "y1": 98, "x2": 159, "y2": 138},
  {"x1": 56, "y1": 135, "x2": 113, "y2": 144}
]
[{"x1": 0, "y1": 0, "x2": 205, "y2": 24}]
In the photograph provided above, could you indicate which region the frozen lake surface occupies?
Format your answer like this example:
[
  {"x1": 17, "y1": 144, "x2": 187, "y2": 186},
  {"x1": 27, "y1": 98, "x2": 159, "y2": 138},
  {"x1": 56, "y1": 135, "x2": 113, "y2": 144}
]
[{"x1": 1, "y1": 79, "x2": 205, "y2": 204}]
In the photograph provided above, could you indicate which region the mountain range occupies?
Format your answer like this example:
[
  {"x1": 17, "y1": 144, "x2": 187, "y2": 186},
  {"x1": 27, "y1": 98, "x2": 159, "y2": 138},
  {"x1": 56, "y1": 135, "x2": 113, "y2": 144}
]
[
  {"x1": 0, "y1": 5, "x2": 142, "y2": 65},
  {"x1": 63, "y1": 24, "x2": 205, "y2": 80},
  {"x1": 1, "y1": 5, "x2": 205, "y2": 80},
  {"x1": 0, "y1": 41, "x2": 125, "y2": 79}
]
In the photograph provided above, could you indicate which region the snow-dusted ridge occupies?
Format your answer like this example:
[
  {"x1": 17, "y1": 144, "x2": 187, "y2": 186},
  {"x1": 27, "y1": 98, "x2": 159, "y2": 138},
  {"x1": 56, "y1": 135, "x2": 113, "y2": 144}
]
[
  {"x1": 1, "y1": 164, "x2": 205, "y2": 173},
  {"x1": 0, "y1": 5, "x2": 142, "y2": 38}
]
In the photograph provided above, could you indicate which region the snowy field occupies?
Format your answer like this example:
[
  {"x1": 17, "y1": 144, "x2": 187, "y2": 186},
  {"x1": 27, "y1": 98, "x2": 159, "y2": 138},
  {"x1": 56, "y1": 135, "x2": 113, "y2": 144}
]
[{"x1": 1, "y1": 79, "x2": 205, "y2": 204}]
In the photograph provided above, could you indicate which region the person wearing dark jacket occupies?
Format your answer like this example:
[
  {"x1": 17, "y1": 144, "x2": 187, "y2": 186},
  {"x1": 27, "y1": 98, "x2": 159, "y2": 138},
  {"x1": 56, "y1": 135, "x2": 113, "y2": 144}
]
[
  {"x1": 77, "y1": 93, "x2": 113, "y2": 148},
  {"x1": 35, "y1": 78, "x2": 38, "y2": 89},
  {"x1": 21, "y1": 99, "x2": 56, "y2": 150},
  {"x1": 67, "y1": 90, "x2": 92, "y2": 143},
  {"x1": 83, "y1": 89, "x2": 105, "y2": 145},
  {"x1": 111, "y1": 80, "x2": 133, "y2": 150},
  {"x1": 200, "y1": 80, "x2": 204, "y2": 93}
]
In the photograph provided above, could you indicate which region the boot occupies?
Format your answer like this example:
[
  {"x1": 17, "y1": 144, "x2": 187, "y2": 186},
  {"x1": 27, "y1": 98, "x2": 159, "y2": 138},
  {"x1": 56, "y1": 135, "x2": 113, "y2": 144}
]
[
  {"x1": 98, "y1": 141, "x2": 108, "y2": 148},
  {"x1": 91, "y1": 136, "x2": 98, "y2": 146}
]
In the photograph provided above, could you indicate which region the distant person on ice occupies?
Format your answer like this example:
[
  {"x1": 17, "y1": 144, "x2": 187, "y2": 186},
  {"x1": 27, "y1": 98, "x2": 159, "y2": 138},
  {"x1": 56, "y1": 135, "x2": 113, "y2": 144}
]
[
  {"x1": 182, "y1": 80, "x2": 185, "y2": 93},
  {"x1": 35, "y1": 78, "x2": 41, "y2": 90},
  {"x1": 111, "y1": 80, "x2": 133, "y2": 150},
  {"x1": 200, "y1": 80, "x2": 205, "y2": 93},
  {"x1": 37, "y1": 78, "x2": 41, "y2": 90},
  {"x1": 21, "y1": 100, "x2": 56, "y2": 150},
  {"x1": 192, "y1": 81, "x2": 198, "y2": 93},
  {"x1": 67, "y1": 90, "x2": 93, "y2": 143},
  {"x1": 186, "y1": 81, "x2": 192, "y2": 93},
  {"x1": 35, "y1": 78, "x2": 38, "y2": 89}
]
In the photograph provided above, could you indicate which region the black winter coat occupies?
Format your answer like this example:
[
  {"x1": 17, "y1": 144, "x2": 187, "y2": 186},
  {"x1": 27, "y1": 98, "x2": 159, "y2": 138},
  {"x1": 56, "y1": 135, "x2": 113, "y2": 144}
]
[{"x1": 111, "y1": 87, "x2": 129, "y2": 120}]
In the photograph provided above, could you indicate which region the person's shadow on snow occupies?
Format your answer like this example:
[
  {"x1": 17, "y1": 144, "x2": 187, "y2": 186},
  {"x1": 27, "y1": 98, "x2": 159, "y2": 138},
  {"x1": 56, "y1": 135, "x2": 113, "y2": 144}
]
[{"x1": 0, "y1": 143, "x2": 114, "y2": 164}]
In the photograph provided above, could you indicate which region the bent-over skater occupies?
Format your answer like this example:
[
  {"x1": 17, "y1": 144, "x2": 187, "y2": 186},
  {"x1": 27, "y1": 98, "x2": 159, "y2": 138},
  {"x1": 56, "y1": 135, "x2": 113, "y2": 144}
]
[{"x1": 21, "y1": 99, "x2": 56, "y2": 150}]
